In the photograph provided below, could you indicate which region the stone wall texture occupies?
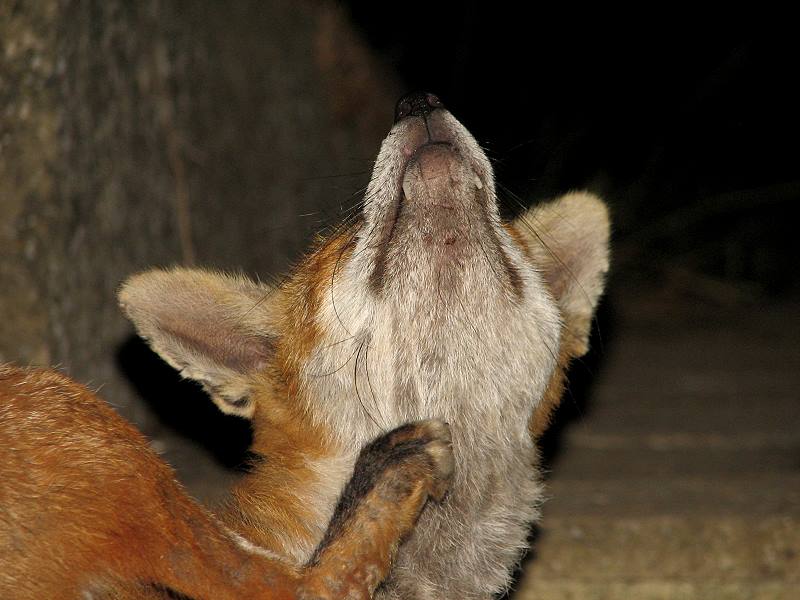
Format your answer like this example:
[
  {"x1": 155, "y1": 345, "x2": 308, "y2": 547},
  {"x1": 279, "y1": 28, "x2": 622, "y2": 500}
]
[{"x1": 1, "y1": 1, "x2": 397, "y2": 442}]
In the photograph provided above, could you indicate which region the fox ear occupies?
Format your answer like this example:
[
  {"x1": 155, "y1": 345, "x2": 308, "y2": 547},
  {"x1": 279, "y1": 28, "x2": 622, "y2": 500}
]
[
  {"x1": 513, "y1": 191, "x2": 610, "y2": 358},
  {"x1": 118, "y1": 268, "x2": 278, "y2": 418}
]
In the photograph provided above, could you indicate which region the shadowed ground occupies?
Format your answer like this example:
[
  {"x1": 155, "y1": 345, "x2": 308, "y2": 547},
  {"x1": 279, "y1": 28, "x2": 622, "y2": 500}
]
[{"x1": 513, "y1": 278, "x2": 800, "y2": 599}]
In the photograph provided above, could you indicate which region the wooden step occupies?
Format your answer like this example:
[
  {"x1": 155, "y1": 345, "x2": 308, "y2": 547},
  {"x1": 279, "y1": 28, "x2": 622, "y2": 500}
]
[
  {"x1": 543, "y1": 475, "x2": 800, "y2": 518},
  {"x1": 513, "y1": 580, "x2": 797, "y2": 600},
  {"x1": 548, "y1": 443, "x2": 799, "y2": 480},
  {"x1": 517, "y1": 516, "x2": 799, "y2": 583}
]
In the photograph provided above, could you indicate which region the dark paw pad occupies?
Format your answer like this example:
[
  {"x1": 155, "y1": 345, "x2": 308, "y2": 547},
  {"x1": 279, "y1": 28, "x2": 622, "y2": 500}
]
[{"x1": 381, "y1": 419, "x2": 454, "y2": 501}]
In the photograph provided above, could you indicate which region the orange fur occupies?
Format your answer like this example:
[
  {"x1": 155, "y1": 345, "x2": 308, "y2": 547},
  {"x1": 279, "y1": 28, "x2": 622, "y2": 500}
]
[
  {"x1": 528, "y1": 333, "x2": 573, "y2": 438},
  {"x1": 226, "y1": 229, "x2": 360, "y2": 554},
  {"x1": 0, "y1": 366, "x2": 300, "y2": 599},
  {"x1": 0, "y1": 365, "x2": 452, "y2": 599}
]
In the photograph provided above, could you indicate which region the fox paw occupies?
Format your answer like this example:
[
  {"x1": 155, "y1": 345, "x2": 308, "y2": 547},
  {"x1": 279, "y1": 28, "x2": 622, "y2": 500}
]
[{"x1": 376, "y1": 419, "x2": 454, "y2": 502}]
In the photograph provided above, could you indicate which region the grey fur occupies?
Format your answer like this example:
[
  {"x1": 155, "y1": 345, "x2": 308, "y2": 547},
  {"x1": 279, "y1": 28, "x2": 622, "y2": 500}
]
[{"x1": 306, "y1": 109, "x2": 562, "y2": 598}]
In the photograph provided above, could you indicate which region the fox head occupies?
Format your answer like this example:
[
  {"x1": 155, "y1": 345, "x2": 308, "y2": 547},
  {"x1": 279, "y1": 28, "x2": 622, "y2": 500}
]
[{"x1": 119, "y1": 93, "x2": 609, "y2": 451}]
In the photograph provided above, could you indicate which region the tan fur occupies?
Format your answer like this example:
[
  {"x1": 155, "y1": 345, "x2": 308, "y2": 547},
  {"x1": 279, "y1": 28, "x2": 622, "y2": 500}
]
[
  {"x1": 514, "y1": 191, "x2": 611, "y2": 357},
  {"x1": 0, "y1": 365, "x2": 453, "y2": 599},
  {"x1": 514, "y1": 192, "x2": 610, "y2": 437},
  {"x1": 119, "y1": 105, "x2": 611, "y2": 598}
]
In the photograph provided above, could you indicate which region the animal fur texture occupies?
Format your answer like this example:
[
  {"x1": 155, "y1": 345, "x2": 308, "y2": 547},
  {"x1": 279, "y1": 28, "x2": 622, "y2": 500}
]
[
  {"x1": 0, "y1": 365, "x2": 454, "y2": 599},
  {"x1": 119, "y1": 93, "x2": 611, "y2": 599}
]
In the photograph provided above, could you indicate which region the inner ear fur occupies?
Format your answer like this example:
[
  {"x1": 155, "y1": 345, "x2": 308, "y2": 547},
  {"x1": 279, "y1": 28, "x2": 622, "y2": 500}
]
[
  {"x1": 513, "y1": 191, "x2": 610, "y2": 358},
  {"x1": 118, "y1": 268, "x2": 279, "y2": 418}
]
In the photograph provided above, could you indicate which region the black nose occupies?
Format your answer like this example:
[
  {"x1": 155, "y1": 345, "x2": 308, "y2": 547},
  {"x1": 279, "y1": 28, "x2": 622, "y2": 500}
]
[{"x1": 394, "y1": 92, "x2": 444, "y2": 123}]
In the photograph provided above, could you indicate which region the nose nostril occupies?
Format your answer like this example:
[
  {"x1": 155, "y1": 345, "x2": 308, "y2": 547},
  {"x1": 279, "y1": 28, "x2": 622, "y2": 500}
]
[
  {"x1": 394, "y1": 92, "x2": 444, "y2": 123},
  {"x1": 426, "y1": 93, "x2": 442, "y2": 108},
  {"x1": 396, "y1": 100, "x2": 412, "y2": 121}
]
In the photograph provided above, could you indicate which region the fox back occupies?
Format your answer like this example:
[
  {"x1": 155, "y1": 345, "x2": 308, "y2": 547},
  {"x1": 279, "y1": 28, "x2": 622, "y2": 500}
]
[
  {"x1": 119, "y1": 93, "x2": 610, "y2": 599},
  {"x1": 0, "y1": 365, "x2": 454, "y2": 599}
]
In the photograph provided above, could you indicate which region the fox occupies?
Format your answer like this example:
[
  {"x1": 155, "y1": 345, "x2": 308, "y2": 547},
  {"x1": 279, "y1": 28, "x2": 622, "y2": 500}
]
[
  {"x1": 117, "y1": 92, "x2": 610, "y2": 599},
  {"x1": 0, "y1": 364, "x2": 454, "y2": 599}
]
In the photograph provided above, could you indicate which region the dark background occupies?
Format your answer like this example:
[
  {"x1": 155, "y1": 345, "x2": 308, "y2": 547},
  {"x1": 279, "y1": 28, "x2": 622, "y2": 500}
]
[{"x1": 346, "y1": 7, "x2": 798, "y2": 297}]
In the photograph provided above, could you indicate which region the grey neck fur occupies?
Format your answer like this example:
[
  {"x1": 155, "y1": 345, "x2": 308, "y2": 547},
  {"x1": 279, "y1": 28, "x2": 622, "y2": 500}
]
[{"x1": 300, "y1": 109, "x2": 563, "y2": 598}]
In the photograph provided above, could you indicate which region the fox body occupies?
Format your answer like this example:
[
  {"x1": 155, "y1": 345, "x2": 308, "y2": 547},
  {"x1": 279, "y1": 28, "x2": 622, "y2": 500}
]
[
  {"x1": 118, "y1": 93, "x2": 610, "y2": 599},
  {"x1": 0, "y1": 365, "x2": 453, "y2": 599}
]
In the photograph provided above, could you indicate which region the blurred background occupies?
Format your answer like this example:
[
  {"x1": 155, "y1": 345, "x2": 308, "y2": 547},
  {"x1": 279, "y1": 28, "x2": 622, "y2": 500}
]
[{"x1": 1, "y1": 3, "x2": 797, "y2": 598}]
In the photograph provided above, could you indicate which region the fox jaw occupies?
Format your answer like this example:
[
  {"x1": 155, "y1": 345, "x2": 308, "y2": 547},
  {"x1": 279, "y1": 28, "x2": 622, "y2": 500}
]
[
  {"x1": 308, "y1": 98, "x2": 562, "y2": 449},
  {"x1": 120, "y1": 92, "x2": 609, "y2": 598}
]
